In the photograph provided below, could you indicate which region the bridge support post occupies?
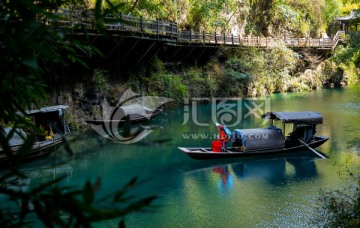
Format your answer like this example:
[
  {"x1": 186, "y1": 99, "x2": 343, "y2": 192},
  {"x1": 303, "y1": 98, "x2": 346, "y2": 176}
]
[
  {"x1": 215, "y1": 32, "x2": 217, "y2": 44},
  {"x1": 156, "y1": 18, "x2": 159, "y2": 38},
  {"x1": 190, "y1": 30, "x2": 192, "y2": 42},
  {"x1": 140, "y1": 16, "x2": 144, "y2": 33},
  {"x1": 170, "y1": 22, "x2": 177, "y2": 39},
  {"x1": 224, "y1": 33, "x2": 226, "y2": 44},
  {"x1": 120, "y1": 13, "x2": 124, "y2": 30},
  {"x1": 231, "y1": 34, "x2": 234, "y2": 45},
  {"x1": 138, "y1": 42, "x2": 156, "y2": 63},
  {"x1": 203, "y1": 31, "x2": 205, "y2": 44}
]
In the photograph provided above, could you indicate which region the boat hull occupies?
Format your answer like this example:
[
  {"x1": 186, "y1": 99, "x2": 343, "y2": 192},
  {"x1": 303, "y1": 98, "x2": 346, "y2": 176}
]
[
  {"x1": 179, "y1": 136, "x2": 329, "y2": 160},
  {"x1": 0, "y1": 134, "x2": 70, "y2": 164}
]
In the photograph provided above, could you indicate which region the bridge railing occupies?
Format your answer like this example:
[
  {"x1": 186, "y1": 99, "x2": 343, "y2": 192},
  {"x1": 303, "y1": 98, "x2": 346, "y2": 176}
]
[
  {"x1": 50, "y1": 9, "x2": 178, "y2": 37},
  {"x1": 332, "y1": 30, "x2": 345, "y2": 48},
  {"x1": 48, "y1": 9, "x2": 343, "y2": 49},
  {"x1": 103, "y1": 14, "x2": 178, "y2": 37}
]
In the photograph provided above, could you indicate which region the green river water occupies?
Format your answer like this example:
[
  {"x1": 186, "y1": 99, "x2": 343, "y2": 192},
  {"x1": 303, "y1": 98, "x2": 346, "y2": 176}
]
[{"x1": 13, "y1": 85, "x2": 360, "y2": 227}]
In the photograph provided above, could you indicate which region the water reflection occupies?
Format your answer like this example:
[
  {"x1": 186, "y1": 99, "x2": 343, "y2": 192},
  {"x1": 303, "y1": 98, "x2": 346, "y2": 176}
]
[
  {"x1": 185, "y1": 151, "x2": 320, "y2": 194},
  {"x1": 0, "y1": 160, "x2": 73, "y2": 196},
  {"x1": 212, "y1": 166, "x2": 234, "y2": 193},
  {"x1": 231, "y1": 156, "x2": 318, "y2": 183}
]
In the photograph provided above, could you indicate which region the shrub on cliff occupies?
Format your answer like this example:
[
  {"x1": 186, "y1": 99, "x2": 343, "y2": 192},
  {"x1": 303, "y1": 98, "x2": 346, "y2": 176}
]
[{"x1": 148, "y1": 71, "x2": 187, "y2": 103}]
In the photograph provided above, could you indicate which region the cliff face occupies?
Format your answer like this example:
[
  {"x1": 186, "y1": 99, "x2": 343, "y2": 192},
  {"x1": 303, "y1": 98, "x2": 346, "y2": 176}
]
[{"x1": 48, "y1": 46, "x2": 346, "y2": 130}]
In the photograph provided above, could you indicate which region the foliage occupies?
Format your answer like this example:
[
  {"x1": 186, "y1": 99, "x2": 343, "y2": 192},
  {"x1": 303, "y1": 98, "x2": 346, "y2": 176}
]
[
  {"x1": 221, "y1": 56, "x2": 251, "y2": 96},
  {"x1": 187, "y1": 0, "x2": 238, "y2": 32},
  {"x1": 331, "y1": 32, "x2": 360, "y2": 82},
  {"x1": 242, "y1": 0, "x2": 341, "y2": 37},
  {"x1": 340, "y1": 2, "x2": 360, "y2": 15},
  {"x1": 246, "y1": 0, "x2": 278, "y2": 36},
  {"x1": 333, "y1": 33, "x2": 360, "y2": 66},
  {"x1": 148, "y1": 70, "x2": 187, "y2": 103},
  {"x1": 93, "y1": 0, "x2": 177, "y2": 21},
  {"x1": 219, "y1": 43, "x2": 303, "y2": 96},
  {"x1": 182, "y1": 67, "x2": 216, "y2": 97},
  {"x1": 324, "y1": 0, "x2": 341, "y2": 22},
  {"x1": 322, "y1": 60, "x2": 345, "y2": 86},
  {"x1": 93, "y1": 69, "x2": 110, "y2": 94},
  {"x1": 314, "y1": 176, "x2": 360, "y2": 227},
  {"x1": 0, "y1": 0, "x2": 155, "y2": 226},
  {"x1": 0, "y1": 175, "x2": 155, "y2": 227}
]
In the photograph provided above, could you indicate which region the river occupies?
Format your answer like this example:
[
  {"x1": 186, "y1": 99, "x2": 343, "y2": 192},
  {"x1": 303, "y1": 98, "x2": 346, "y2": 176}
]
[{"x1": 18, "y1": 85, "x2": 360, "y2": 227}]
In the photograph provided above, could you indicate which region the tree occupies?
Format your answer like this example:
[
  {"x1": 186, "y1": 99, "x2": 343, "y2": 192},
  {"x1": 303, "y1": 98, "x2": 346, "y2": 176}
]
[
  {"x1": 0, "y1": 0, "x2": 155, "y2": 226},
  {"x1": 246, "y1": 0, "x2": 277, "y2": 36}
]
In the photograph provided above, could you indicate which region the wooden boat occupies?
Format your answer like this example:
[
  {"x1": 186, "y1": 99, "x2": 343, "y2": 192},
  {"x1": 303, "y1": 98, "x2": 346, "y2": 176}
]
[
  {"x1": 85, "y1": 104, "x2": 162, "y2": 125},
  {"x1": 0, "y1": 105, "x2": 71, "y2": 163},
  {"x1": 179, "y1": 111, "x2": 329, "y2": 160}
]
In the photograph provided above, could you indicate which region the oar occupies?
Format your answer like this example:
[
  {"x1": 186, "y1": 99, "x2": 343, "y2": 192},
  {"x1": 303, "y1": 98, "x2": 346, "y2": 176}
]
[{"x1": 298, "y1": 139, "x2": 327, "y2": 159}]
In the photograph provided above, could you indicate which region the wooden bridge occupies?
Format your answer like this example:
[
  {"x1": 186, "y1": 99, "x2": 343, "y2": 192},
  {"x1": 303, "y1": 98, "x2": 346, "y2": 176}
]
[{"x1": 51, "y1": 9, "x2": 345, "y2": 50}]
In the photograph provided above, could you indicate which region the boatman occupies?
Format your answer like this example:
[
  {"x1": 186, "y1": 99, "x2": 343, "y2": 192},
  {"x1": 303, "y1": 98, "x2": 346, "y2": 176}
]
[{"x1": 212, "y1": 123, "x2": 231, "y2": 153}]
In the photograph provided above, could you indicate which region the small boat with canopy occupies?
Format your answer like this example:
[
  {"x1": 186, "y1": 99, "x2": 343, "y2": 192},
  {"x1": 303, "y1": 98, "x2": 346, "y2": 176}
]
[
  {"x1": 0, "y1": 105, "x2": 71, "y2": 163},
  {"x1": 178, "y1": 111, "x2": 329, "y2": 160}
]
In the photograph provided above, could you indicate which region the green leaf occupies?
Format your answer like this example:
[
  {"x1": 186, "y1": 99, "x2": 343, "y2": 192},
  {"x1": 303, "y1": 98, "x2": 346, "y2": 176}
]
[
  {"x1": 119, "y1": 219, "x2": 125, "y2": 228},
  {"x1": 30, "y1": 176, "x2": 66, "y2": 195},
  {"x1": 13, "y1": 134, "x2": 36, "y2": 168},
  {"x1": 125, "y1": 196, "x2": 157, "y2": 212},
  {"x1": 22, "y1": 59, "x2": 39, "y2": 69},
  {"x1": 83, "y1": 181, "x2": 94, "y2": 205},
  {"x1": 113, "y1": 177, "x2": 137, "y2": 202},
  {"x1": 32, "y1": 199, "x2": 53, "y2": 227}
]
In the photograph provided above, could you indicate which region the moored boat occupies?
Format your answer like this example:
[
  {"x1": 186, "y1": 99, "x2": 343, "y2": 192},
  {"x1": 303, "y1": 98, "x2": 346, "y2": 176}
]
[
  {"x1": 0, "y1": 105, "x2": 71, "y2": 163},
  {"x1": 179, "y1": 111, "x2": 329, "y2": 160}
]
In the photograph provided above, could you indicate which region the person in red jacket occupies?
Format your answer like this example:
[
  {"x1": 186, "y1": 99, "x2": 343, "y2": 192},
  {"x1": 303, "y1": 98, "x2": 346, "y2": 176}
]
[{"x1": 211, "y1": 123, "x2": 229, "y2": 153}]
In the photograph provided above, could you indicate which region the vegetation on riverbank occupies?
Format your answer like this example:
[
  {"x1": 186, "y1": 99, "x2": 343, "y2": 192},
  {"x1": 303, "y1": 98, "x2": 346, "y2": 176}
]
[{"x1": 331, "y1": 32, "x2": 360, "y2": 83}]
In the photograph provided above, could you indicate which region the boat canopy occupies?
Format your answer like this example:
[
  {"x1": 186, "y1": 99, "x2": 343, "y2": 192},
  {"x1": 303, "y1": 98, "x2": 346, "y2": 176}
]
[
  {"x1": 16, "y1": 105, "x2": 70, "y2": 135},
  {"x1": 262, "y1": 111, "x2": 323, "y2": 124},
  {"x1": 2, "y1": 128, "x2": 27, "y2": 147},
  {"x1": 17, "y1": 105, "x2": 68, "y2": 116},
  {"x1": 232, "y1": 128, "x2": 284, "y2": 152}
]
